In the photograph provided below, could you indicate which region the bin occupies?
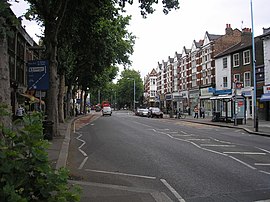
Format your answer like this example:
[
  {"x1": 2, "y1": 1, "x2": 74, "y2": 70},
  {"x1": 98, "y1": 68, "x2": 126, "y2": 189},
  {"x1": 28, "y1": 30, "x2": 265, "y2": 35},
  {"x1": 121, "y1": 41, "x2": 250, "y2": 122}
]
[
  {"x1": 236, "y1": 119, "x2": 243, "y2": 125},
  {"x1": 212, "y1": 112, "x2": 220, "y2": 122},
  {"x1": 43, "y1": 120, "x2": 54, "y2": 140}
]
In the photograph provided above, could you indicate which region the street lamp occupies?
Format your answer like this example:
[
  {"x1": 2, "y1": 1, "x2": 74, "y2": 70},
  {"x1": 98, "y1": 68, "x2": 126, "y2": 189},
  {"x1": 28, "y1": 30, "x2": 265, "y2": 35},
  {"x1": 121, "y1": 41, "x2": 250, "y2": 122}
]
[
  {"x1": 250, "y1": 0, "x2": 258, "y2": 131},
  {"x1": 127, "y1": 78, "x2": 136, "y2": 112}
]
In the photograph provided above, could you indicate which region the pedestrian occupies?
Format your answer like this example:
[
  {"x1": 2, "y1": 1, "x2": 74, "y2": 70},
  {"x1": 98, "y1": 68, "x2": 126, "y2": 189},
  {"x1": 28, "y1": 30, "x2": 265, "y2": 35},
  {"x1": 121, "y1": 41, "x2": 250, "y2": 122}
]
[
  {"x1": 194, "y1": 106, "x2": 199, "y2": 119},
  {"x1": 200, "y1": 106, "x2": 205, "y2": 118},
  {"x1": 16, "y1": 105, "x2": 25, "y2": 119}
]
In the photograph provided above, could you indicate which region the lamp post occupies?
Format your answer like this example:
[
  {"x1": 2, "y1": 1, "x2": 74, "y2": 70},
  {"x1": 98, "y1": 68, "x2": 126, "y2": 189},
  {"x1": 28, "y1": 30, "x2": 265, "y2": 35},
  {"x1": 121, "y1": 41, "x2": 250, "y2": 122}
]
[
  {"x1": 127, "y1": 78, "x2": 136, "y2": 112},
  {"x1": 250, "y1": 0, "x2": 258, "y2": 131}
]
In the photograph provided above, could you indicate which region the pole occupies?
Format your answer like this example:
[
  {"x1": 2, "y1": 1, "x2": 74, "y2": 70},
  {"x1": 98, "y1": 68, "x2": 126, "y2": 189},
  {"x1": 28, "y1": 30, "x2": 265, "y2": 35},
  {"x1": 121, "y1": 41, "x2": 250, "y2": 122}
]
[
  {"x1": 133, "y1": 79, "x2": 136, "y2": 112},
  {"x1": 114, "y1": 91, "x2": 116, "y2": 110},
  {"x1": 250, "y1": 0, "x2": 258, "y2": 131}
]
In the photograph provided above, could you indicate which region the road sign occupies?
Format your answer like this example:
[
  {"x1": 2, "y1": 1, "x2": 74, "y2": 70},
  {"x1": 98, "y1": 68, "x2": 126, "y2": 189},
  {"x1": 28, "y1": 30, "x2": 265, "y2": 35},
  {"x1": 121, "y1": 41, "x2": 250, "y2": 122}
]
[{"x1": 27, "y1": 60, "x2": 49, "y2": 90}]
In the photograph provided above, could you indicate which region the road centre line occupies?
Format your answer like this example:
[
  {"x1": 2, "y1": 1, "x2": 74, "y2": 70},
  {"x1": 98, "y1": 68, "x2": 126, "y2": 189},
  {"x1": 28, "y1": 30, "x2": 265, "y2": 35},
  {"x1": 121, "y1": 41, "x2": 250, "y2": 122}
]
[
  {"x1": 85, "y1": 169, "x2": 156, "y2": 180},
  {"x1": 223, "y1": 152, "x2": 266, "y2": 155},
  {"x1": 200, "y1": 144, "x2": 236, "y2": 147},
  {"x1": 160, "y1": 179, "x2": 186, "y2": 202}
]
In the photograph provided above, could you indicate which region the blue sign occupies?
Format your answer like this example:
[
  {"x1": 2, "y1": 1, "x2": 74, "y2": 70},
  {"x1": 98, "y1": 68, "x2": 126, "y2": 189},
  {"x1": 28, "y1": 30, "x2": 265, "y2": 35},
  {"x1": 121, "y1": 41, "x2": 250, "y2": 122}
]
[
  {"x1": 214, "y1": 89, "x2": 232, "y2": 95},
  {"x1": 27, "y1": 60, "x2": 49, "y2": 90}
]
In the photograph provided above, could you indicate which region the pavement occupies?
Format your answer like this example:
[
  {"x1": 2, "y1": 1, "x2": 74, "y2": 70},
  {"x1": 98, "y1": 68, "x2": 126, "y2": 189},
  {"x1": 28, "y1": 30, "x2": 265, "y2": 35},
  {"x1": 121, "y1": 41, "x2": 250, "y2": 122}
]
[{"x1": 46, "y1": 111, "x2": 270, "y2": 201}]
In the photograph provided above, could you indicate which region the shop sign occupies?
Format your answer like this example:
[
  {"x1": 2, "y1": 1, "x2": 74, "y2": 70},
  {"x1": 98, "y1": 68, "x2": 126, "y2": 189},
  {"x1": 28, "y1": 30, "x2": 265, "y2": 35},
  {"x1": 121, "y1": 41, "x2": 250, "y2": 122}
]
[
  {"x1": 264, "y1": 86, "x2": 270, "y2": 94},
  {"x1": 165, "y1": 94, "x2": 172, "y2": 100}
]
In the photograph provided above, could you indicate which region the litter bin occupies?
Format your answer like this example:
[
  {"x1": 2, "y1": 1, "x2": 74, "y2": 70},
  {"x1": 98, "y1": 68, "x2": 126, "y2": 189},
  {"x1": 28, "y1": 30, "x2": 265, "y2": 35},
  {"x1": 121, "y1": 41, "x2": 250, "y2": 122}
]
[
  {"x1": 212, "y1": 112, "x2": 220, "y2": 122},
  {"x1": 43, "y1": 120, "x2": 54, "y2": 140},
  {"x1": 236, "y1": 118, "x2": 243, "y2": 125}
]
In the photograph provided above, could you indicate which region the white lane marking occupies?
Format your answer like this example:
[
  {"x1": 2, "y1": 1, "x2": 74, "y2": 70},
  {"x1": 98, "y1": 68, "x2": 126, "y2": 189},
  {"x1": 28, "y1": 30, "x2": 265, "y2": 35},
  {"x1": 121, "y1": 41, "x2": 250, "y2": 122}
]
[
  {"x1": 259, "y1": 170, "x2": 270, "y2": 175},
  {"x1": 223, "y1": 152, "x2": 266, "y2": 155},
  {"x1": 85, "y1": 169, "x2": 156, "y2": 180},
  {"x1": 200, "y1": 144, "x2": 236, "y2": 147},
  {"x1": 132, "y1": 121, "x2": 153, "y2": 128},
  {"x1": 186, "y1": 139, "x2": 210, "y2": 141},
  {"x1": 256, "y1": 147, "x2": 270, "y2": 154},
  {"x1": 255, "y1": 163, "x2": 270, "y2": 166},
  {"x1": 79, "y1": 157, "x2": 88, "y2": 170},
  {"x1": 69, "y1": 179, "x2": 158, "y2": 194},
  {"x1": 229, "y1": 156, "x2": 256, "y2": 169},
  {"x1": 76, "y1": 133, "x2": 88, "y2": 157},
  {"x1": 180, "y1": 131, "x2": 187, "y2": 135},
  {"x1": 160, "y1": 179, "x2": 186, "y2": 202},
  {"x1": 167, "y1": 131, "x2": 178, "y2": 134}
]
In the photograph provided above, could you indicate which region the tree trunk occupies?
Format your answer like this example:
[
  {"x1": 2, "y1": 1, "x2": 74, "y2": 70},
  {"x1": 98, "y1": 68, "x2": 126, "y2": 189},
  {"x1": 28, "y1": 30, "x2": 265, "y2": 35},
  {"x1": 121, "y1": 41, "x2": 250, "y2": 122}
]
[
  {"x1": 79, "y1": 90, "x2": 83, "y2": 114},
  {"x1": 58, "y1": 72, "x2": 65, "y2": 123},
  {"x1": 0, "y1": 25, "x2": 12, "y2": 132},
  {"x1": 66, "y1": 84, "x2": 72, "y2": 118},
  {"x1": 83, "y1": 91, "x2": 87, "y2": 114},
  {"x1": 45, "y1": 25, "x2": 59, "y2": 136}
]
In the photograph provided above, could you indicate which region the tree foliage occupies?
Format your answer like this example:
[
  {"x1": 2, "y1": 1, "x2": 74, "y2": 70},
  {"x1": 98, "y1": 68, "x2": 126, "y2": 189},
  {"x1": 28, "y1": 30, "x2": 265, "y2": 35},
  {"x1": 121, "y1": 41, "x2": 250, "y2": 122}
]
[{"x1": 116, "y1": 69, "x2": 144, "y2": 109}]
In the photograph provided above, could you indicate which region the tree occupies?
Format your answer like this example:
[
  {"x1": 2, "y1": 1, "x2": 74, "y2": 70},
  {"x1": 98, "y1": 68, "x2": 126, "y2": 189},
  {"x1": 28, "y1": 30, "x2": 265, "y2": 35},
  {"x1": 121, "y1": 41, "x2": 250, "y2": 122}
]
[
  {"x1": 9, "y1": 0, "x2": 180, "y2": 136},
  {"x1": 117, "y1": 69, "x2": 144, "y2": 109}
]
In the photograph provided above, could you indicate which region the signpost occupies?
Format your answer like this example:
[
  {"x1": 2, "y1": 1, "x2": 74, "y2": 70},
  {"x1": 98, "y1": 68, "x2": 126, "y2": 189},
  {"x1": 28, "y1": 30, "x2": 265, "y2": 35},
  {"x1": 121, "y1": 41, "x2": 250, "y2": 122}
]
[
  {"x1": 27, "y1": 60, "x2": 49, "y2": 90},
  {"x1": 27, "y1": 60, "x2": 49, "y2": 110}
]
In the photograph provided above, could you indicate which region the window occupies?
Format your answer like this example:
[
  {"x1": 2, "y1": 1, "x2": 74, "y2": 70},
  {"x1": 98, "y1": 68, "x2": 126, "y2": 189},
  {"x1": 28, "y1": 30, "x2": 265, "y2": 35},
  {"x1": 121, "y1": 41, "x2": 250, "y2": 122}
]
[
  {"x1": 234, "y1": 74, "x2": 240, "y2": 82},
  {"x1": 150, "y1": 90, "x2": 155, "y2": 97},
  {"x1": 244, "y1": 72, "x2": 251, "y2": 87},
  {"x1": 243, "y1": 50, "x2": 250, "y2": 65},
  {"x1": 223, "y1": 77, "x2": 228, "y2": 88},
  {"x1": 233, "y1": 53, "x2": 240, "y2": 67},
  {"x1": 223, "y1": 57, "x2": 228, "y2": 68}
]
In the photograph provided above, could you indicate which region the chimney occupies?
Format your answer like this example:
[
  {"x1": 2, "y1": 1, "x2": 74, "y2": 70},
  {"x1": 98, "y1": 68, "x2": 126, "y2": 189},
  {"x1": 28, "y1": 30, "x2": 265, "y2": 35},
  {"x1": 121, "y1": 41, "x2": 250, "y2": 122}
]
[
  {"x1": 263, "y1": 27, "x2": 270, "y2": 34},
  {"x1": 241, "y1": 27, "x2": 252, "y2": 43},
  {"x1": 225, "y1": 23, "x2": 233, "y2": 35}
]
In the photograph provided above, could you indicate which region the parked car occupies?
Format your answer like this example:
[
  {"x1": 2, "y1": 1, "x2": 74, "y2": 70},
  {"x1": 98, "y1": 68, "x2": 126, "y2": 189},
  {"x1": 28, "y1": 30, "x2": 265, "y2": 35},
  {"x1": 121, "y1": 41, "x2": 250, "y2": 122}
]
[
  {"x1": 148, "y1": 107, "x2": 163, "y2": 118},
  {"x1": 140, "y1": 108, "x2": 149, "y2": 117},
  {"x1": 102, "y1": 106, "x2": 112, "y2": 116}
]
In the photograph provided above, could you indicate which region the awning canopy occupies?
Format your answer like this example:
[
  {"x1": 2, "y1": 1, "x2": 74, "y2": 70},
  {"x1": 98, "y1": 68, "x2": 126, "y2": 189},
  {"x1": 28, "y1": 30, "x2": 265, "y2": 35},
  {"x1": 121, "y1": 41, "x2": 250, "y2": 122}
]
[
  {"x1": 260, "y1": 93, "x2": 270, "y2": 102},
  {"x1": 210, "y1": 95, "x2": 233, "y2": 100},
  {"x1": 20, "y1": 93, "x2": 45, "y2": 105}
]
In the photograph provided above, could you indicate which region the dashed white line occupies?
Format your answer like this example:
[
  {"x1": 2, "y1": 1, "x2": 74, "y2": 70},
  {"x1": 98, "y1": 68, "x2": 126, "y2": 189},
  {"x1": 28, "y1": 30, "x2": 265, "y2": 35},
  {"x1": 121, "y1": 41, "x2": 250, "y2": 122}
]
[
  {"x1": 85, "y1": 169, "x2": 157, "y2": 180},
  {"x1": 223, "y1": 152, "x2": 266, "y2": 155},
  {"x1": 201, "y1": 144, "x2": 236, "y2": 147},
  {"x1": 255, "y1": 163, "x2": 270, "y2": 166},
  {"x1": 160, "y1": 179, "x2": 185, "y2": 202}
]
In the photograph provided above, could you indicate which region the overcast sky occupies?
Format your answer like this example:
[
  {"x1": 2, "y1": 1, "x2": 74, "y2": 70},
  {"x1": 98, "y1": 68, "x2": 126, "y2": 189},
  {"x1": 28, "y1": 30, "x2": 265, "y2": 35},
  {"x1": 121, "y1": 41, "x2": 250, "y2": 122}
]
[{"x1": 10, "y1": 0, "x2": 270, "y2": 79}]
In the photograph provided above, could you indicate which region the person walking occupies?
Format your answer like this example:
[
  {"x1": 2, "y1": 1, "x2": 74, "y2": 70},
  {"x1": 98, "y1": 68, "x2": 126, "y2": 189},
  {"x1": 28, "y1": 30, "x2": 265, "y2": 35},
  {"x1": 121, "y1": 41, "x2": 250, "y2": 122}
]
[
  {"x1": 200, "y1": 106, "x2": 205, "y2": 118},
  {"x1": 194, "y1": 105, "x2": 199, "y2": 119}
]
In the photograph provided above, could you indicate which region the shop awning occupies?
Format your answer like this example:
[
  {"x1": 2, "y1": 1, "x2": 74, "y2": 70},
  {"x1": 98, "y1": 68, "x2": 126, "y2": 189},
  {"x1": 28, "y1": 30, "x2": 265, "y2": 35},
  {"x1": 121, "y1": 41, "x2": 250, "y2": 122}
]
[
  {"x1": 210, "y1": 95, "x2": 233, "y2": 100},
  {"x1": 260, "y1": 93, "x2": 270, "y2": 102},
  {"x1": 20, "y1": 93, "x2": 45, "y2": 105}
]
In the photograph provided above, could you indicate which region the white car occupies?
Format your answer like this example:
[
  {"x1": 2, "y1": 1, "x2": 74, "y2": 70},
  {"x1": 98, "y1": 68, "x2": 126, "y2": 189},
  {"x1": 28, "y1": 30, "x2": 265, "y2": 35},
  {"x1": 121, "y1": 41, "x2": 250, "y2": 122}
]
[{"x1": 102, "y1": 106, "x2": 112, "y2": 116}]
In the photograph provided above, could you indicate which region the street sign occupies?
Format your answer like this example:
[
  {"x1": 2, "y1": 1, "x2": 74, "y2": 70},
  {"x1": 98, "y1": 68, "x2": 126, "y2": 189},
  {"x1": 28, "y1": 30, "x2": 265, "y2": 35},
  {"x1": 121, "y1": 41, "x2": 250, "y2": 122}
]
[{"x1": 27, "y1": 60, "x2": 49, "y2": 90}]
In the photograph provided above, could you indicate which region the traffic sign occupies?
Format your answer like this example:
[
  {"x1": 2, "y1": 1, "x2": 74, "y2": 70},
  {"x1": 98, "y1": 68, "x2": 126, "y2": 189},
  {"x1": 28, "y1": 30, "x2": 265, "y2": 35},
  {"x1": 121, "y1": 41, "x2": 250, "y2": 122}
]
[{"x1": 27, "y1": 60, "x2": 49, "y2": 90}]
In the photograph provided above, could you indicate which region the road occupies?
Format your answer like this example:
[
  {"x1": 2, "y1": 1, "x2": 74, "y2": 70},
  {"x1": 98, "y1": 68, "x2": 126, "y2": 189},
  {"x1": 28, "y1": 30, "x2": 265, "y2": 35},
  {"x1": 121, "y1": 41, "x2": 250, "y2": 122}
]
[{"x1": 67, "y1": 111, "x2": 270, "y2": 202}]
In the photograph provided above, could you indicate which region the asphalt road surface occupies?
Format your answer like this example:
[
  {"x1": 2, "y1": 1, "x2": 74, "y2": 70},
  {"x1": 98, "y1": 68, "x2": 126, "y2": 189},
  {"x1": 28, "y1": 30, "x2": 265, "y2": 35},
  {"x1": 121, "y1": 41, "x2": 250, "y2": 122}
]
[{"x1": 67, "y1": 111, "x2": 270, "y2": 202}]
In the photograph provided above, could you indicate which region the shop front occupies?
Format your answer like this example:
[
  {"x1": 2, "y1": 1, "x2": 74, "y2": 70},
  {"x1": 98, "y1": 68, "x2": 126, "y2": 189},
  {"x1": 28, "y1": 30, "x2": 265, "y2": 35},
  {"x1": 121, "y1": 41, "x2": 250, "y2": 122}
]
[
  {"x1": 200, "y1": 87, "x2": 214, "y2": 117},
  {"x1": 189, "y1": 89, "x2": 199, "y2": 116}
]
